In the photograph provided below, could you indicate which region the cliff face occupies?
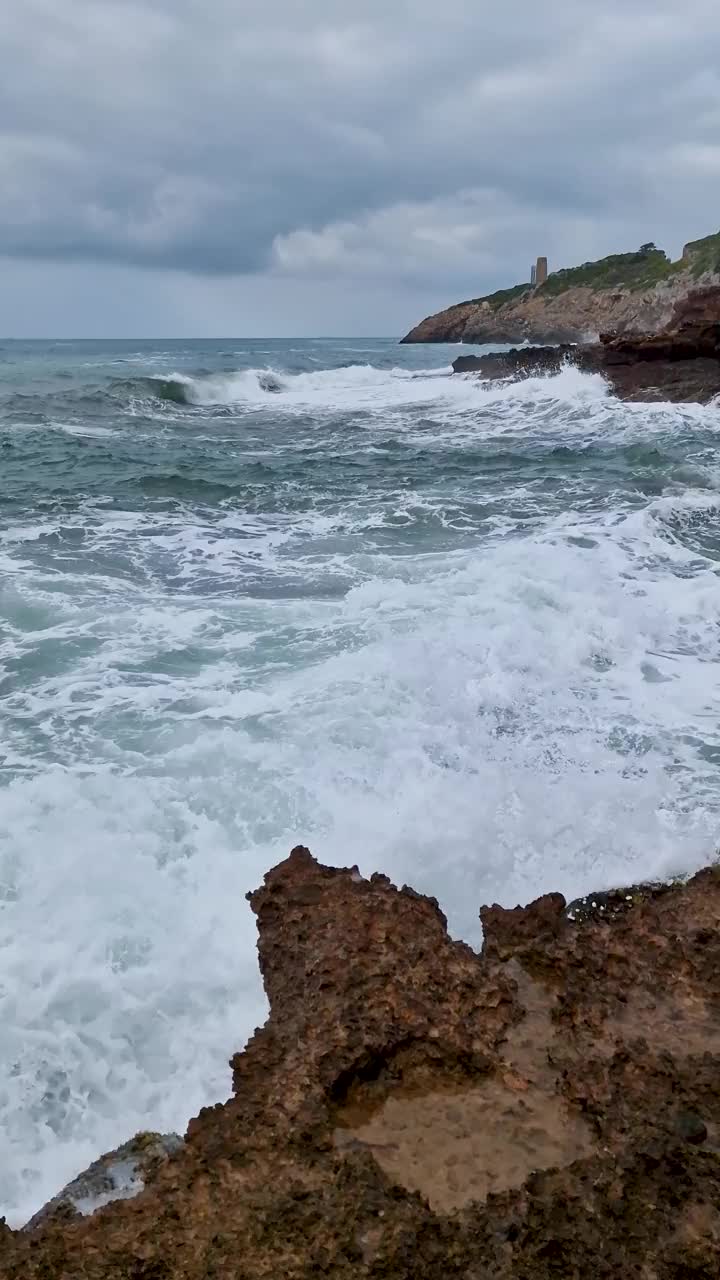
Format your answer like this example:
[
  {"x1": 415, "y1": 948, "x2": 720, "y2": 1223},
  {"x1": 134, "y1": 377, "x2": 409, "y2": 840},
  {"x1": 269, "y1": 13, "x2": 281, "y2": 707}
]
[
  {"x1": 4, "y1": 846, "x2": 720, "y2": 1278},
  {"x1": 401, "y1": 235, "x2": 720, "y2": 345}
]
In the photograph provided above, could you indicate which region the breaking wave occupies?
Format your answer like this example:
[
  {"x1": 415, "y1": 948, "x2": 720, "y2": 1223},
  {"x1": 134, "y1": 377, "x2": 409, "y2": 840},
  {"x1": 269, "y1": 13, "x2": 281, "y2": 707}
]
[
  {"x1": 143, "y1": 363, "x2": 455, "y2": 409},
  {"x1": 108, "y1": 361, "x2": 612, "y2": 418},
  {"x1": 2, "y1": 335, "x2": 720, "y2": 1228}
]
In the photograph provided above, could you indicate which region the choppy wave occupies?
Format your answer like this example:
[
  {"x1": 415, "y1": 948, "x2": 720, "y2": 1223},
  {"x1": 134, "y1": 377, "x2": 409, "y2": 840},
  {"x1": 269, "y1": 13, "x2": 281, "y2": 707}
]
[
  {"x1": 2, "y1": 337, "x2": 720, "y2": 1227},
  {"x1": 143, "y1": 363, "x2": 457, "y2": 408},
  {"x1": 98, "y1": 361, "x2": 610, "y2": 415}
]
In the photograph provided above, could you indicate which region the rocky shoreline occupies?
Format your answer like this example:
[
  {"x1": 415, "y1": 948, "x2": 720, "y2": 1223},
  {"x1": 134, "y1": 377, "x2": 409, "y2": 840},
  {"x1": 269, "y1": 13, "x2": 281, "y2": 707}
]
[
  {"x1": 401, "y1": 234, "x2": 720, "y2": 346},
  {"x1": 453, "y1": 287, "x2": 720, "y2": 403},
  {"x1": 3, "y1": 845, "x2": 720, "y2": 1278}
]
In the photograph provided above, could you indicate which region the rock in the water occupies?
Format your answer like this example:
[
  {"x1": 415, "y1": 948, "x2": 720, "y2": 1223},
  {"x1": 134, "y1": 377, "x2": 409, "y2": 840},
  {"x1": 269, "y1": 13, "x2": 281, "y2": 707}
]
[
  {"x1": 564, "y1": 881, "x2": 675, "y2": 923},
  {"x1": 453, "y1": 346, "x2": 574, "y2": 379},
  {"x1": 4, "y1": 851, "x2": 720, "y2": 1278},
  {"x1": 24, "y1": 1132, "x2": 184, "y2": 1231},
  {"x1": 452, "y1": 287, "x2": 720, "y2": 403}
]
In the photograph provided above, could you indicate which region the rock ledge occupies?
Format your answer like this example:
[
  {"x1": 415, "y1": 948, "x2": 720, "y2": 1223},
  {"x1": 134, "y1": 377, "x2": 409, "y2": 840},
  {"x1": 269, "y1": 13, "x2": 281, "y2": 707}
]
[
  {"x1": 3, "y1": 846, "x2": 720, "y2": 1278},
  {"x1": 452, "y1": 287, "x2": 720, "y2": 403}
]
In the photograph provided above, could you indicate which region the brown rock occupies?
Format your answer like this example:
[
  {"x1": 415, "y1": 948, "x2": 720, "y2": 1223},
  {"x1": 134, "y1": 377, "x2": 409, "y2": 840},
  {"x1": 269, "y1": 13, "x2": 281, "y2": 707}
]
[
  {"x1": 3, "y1": 850, "x2": 720, "y2": 1278},
  {"x1": 452, "y1": 287, "x2": 720, "y2": 402},
  {"x1": 676, "y1": 1111, "x2": 708, "y2": 1146},
  {"x1": 402, "y1": 254, "x2": 720, "y2": 347},
  {"x1": 24, "y1": 1132, "x2": 184, "y2": 1232},
  {"x1": 481, "y1": 893, "x2": 566, "y2": 966},
  {"x1": 601, "y1": 286, "x2": 720, "y2": 362}
]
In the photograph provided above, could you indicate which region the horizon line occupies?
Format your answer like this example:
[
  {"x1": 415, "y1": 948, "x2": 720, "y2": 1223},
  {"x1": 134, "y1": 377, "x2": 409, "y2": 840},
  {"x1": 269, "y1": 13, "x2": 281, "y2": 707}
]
[{"x1": 0, "y1": 335, "x2": 402, "y2": 342}]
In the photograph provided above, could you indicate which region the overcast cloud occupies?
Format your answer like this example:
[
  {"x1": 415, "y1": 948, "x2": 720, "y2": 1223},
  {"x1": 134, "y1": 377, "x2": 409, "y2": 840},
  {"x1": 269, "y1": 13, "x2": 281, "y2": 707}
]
[{"x1": 2, "y1": 0, "x2": 720, "y2": 335}]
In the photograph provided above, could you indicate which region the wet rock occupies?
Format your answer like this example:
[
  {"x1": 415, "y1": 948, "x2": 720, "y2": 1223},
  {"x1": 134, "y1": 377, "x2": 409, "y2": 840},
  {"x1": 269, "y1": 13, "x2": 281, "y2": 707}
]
[
  {"x1": 24, "y1": 1132, "x2": 184, "y2": 1231},
  {"x1": 451, "y1": 287, "x2": 720, "y2": 403},
  {"x1": 481, "y1": 893, "x2": 566, "y2": 965},
  {"x1": 3, "y1": 850, "x2": 720, "y2": 1278},
  {"x1": 453, "y1": 346, "x2": 574, "y2": 379},
  {"x1": 564, "y1": 881, "x2": 675, "y2": 924}
]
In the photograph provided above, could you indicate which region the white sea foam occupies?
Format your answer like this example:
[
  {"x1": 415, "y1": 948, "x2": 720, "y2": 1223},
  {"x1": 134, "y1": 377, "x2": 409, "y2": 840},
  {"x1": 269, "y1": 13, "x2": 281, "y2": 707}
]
[
  {"x1": 158, "y1": 360, "x2": 612, "y2": 416},
  {"x1": 2, "y1": 355, "x2": 720, "y2": 1227}
]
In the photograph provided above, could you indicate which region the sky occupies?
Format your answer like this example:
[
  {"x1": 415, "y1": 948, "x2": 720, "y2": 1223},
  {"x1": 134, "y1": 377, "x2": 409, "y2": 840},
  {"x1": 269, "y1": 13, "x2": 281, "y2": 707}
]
[{"x1": 2, "y1": 0, "x2": 720, "y2": 337}]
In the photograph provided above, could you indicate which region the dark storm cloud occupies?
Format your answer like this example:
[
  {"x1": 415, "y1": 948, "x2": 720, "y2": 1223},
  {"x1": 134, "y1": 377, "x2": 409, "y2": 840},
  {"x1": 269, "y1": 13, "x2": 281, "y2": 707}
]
[{"x1": 2, "y1": 0, "x2": 720, "y2": 337}]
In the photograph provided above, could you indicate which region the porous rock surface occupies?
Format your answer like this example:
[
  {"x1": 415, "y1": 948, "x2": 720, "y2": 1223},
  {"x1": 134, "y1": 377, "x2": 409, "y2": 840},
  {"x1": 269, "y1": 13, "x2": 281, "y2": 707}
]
[{"x1": 2, "y1": 846, "x2": 720, "y2": 1278}]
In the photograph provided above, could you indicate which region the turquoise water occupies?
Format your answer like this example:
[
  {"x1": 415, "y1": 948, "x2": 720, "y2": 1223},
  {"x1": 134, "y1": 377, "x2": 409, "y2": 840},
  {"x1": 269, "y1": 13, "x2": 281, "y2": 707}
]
[{"x1": 1, "y1": 337, "x2": 720, "y2": 1222}]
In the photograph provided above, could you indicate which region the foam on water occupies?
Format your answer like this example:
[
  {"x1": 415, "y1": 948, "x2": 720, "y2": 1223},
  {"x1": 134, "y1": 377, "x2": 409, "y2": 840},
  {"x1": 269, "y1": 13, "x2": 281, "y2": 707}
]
[
  {"x1": 1, "y1": 340, "x2": 720, "y2": 1226},
  {"x1": 156, "y1": 361, "x2": 612, "y2": 416}
]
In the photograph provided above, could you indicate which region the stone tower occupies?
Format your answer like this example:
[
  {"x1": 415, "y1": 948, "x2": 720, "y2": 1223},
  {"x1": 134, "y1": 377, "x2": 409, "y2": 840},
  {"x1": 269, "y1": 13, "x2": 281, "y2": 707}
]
[{"x1": 535, "y1": 256, "x2": 548, "y2": 286}]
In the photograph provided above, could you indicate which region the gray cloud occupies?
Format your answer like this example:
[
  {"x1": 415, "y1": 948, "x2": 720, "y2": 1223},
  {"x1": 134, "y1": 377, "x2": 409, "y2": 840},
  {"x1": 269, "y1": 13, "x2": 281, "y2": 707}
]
[{"x1": 2, "y1": 0, "x2": 720, "y2": 332}]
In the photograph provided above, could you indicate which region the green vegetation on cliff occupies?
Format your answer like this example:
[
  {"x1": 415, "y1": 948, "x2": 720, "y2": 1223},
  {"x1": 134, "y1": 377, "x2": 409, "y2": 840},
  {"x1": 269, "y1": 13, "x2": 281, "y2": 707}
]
[
  {"x1": 463, "y1": 232, "x2": 720, "y2": 309},
  {"x1": 463, "y1": 281, "x2": 532, "y2": 311},
  {"x1": 538, "y1": 245, "x2": 677, "y2": 296},
  {"x1": 683, "y1": 231, "x2": 720, "y2": 278},
  {"x1": 402, "y1": 226, "x2": 720, "y2": 344}
]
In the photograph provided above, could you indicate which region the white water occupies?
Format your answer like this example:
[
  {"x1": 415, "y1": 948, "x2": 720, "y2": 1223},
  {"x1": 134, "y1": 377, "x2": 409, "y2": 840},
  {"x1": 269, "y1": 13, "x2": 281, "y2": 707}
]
[
  {"x1": 163, "y1": 360, "x2": 609, "y2": 415},
  {"x1": 165, "y1": 362, "x2": 454, "y2": 408},
  {"x1": 2, "y1": 353, "x2": 720, "y2": 1225}
]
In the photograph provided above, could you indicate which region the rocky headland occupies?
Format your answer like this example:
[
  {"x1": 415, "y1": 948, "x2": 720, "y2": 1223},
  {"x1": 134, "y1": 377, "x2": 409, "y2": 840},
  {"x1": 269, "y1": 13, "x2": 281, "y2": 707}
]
[
  {"x1": 402, "y1": 232, "x2": 720, "y2": 347},
  {"x1": 3, "y1": 846, "x2": 720, "y2": 1278},
  {"x1": 452, "y1": 285, "x2": 720, "y2": 403}
]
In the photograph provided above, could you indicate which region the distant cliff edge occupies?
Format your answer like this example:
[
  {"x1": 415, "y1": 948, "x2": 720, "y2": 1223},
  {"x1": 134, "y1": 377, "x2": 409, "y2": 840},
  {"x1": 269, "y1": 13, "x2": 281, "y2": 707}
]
[{"x1": 401, "y1": 233, "x2": 720, "y2": 344}]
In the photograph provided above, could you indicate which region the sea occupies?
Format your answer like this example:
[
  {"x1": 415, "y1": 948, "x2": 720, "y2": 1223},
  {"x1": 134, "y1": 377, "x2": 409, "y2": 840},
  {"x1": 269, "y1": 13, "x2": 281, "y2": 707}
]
[{"x1": 1, "y1": 336, "x2": 719, "y2": 1223}]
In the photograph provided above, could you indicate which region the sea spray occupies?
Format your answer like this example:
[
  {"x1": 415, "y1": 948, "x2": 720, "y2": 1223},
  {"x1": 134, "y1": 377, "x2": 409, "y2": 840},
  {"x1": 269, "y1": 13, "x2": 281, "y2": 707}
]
[{"x1": 1, "y1": 336, "x2": 719, "y2": 1224}]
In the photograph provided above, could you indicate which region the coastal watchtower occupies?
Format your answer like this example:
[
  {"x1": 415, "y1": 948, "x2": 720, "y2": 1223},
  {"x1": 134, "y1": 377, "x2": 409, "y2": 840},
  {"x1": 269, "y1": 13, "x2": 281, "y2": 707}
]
[{"x1": 531, "y1": 256, "x2": 548, "y2": 288}]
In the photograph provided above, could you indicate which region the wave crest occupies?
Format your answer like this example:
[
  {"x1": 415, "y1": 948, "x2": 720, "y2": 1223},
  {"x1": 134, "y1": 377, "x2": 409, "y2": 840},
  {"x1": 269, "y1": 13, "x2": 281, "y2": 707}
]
[
  {"x1": 98, "y1": 361, "x2": 619, "y2": 422},
  {"x1": 140, "y1": 362, "x2": 609, "y2": 414},
  {"x1": 151, "y1": 364, "x2": 425, "y2": 408}
]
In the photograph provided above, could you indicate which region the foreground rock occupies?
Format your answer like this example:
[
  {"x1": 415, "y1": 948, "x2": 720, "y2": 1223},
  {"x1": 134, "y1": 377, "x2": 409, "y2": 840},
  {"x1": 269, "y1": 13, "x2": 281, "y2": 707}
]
[
  {"x1": 3, "y1": 847, "x2": 720, "y2": 1277},
  {"x1": 453, "y1": 286, "x2": 720, "y2": 403}
]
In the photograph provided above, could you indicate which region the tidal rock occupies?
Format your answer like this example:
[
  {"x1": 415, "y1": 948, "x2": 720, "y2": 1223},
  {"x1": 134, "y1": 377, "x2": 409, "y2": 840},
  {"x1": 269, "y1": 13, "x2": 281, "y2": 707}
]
[
  {"x1": 24, "y1": 1132, "x2": 184, "y2": 1231},
  {"x1": 452, "y1": 287, "x2": 720, "y2": 403},
  {"x1": 564, "y1": 881, "x2": 674, "y2": 924},
  {"x1": 3, "y1": 850, "x2": 720, "y2": 1278},
  {"x1": 453, "y1": 346, "x2": 575, "y2": 379}
]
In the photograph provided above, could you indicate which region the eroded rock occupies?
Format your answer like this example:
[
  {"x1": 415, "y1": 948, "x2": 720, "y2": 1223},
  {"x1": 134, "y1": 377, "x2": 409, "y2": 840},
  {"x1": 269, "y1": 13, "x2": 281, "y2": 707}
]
[
  {"x1": 25, "y1": 1132, "x2": 184, "y2": 1230},
  {"x1": 3, "y1": 849, "x2": 720, "y2": 1278}
]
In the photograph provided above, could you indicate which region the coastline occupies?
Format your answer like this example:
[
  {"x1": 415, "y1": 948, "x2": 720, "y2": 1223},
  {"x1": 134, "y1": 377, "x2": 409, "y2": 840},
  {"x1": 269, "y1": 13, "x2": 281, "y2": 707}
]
[
  {"x1": 401, "y1": 236, "x2": 720, "y2": 348},
  {"x1": 451, "y1": 286, "x2": 720, "y2": 404}
]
